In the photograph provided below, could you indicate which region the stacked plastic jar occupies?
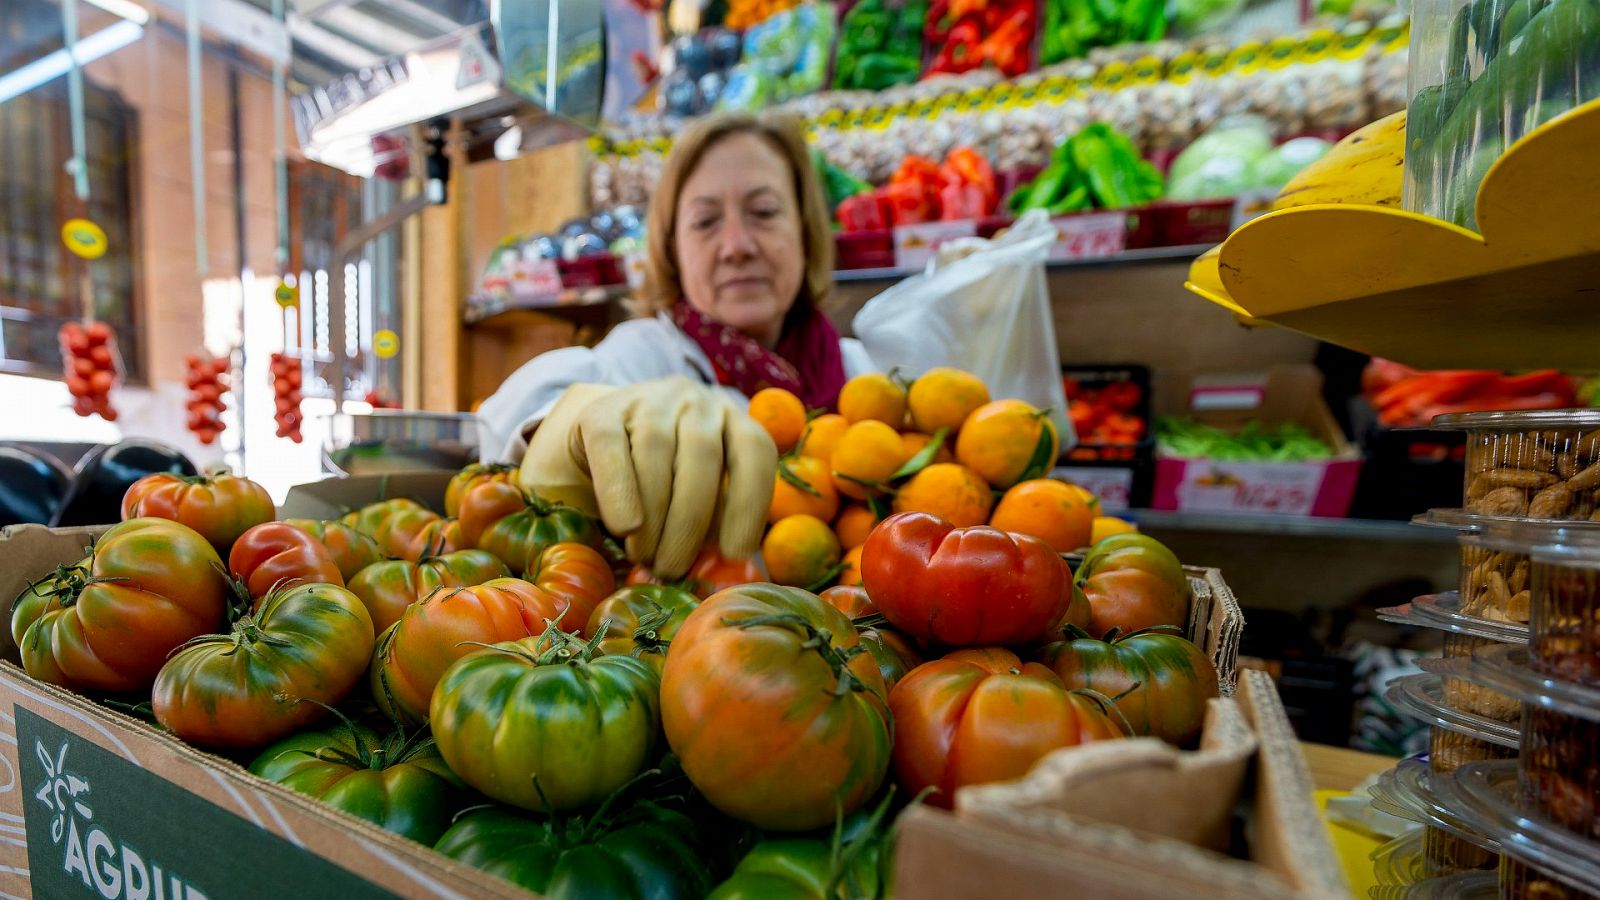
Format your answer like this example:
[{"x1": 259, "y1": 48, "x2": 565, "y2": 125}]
[{"x1": 1413, "y1": 411, "x2": 1600, "y2": 898}]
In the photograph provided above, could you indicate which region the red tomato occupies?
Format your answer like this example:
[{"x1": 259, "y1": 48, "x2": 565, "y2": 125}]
[
  {"x1": 121, "y1": 472, "x2": 275, "y2": 555},
  {"x1": 372, "y1": 543, "x2": 615, "y2": 725},
  {"x1": 281, "y1": 519, "x2": 384, "y2": 582},
  {"x1": 443, "y1": 463, "x2": 520, "y2": 518},
  {"x1": 229, "y1": 522, "x2": 344, "y2": 601},
  {"x1": 626, "y1": 546, "x2": 768, "y2": 597},
  {"x1": 889, "y1": 648, "x2": 1126, "y2": 806},
  {"x1": 371, "y1": 506, "x2": 444, "y2": 559},
  {"x1": 819, "y1": 585, "x2": 923, "y2": 691},
  {"x1": 85, "y1": 321, "x2": 111, "y2": 345},
  {"x1": 860, "y1": 512, "x2": 1072, "y2": 646},
  {"x1": 66, "y1": 376, "x2": 92, "y2": 398}
]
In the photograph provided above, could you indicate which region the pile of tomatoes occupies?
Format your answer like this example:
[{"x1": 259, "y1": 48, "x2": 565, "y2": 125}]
[
  {"x1": 59, "y1": 320, "x2": 119, "y2": 420},
  {"x1": 12, "y1": 460, "x2": 1220, "y2": 898}
]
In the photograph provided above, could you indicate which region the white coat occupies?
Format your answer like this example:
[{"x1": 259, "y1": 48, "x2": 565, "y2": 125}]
[{"x1": 477, "y1": 311, "x2": 876, "y2": 463}]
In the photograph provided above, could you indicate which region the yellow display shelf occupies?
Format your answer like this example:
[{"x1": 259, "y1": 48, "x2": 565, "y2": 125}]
[{"x1": 1185, "y1": 98, "x2": 1600, "y2": 370}]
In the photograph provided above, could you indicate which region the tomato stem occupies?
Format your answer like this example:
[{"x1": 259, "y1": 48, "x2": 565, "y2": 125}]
[{"x1": 727, "y1": 613, "x2": 873, "y2": 698}]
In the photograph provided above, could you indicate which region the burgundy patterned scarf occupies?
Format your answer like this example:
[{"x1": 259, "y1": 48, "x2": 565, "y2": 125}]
[{"x1": 671, "y1": 301, "x2": 848, "y2": 411}]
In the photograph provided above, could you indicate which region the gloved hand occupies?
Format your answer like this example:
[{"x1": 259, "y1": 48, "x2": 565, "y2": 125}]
[{"x1": 520, "y1": 377, "x2": 778, "y2": 579}]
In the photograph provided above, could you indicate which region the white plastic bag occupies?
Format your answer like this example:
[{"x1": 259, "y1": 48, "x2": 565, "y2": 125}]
[{"x1": 852, "y1": 210, "x2": 1074, "y2": 447}]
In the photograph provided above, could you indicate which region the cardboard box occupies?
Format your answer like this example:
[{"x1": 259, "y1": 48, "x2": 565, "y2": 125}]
[
  {"x1": 0, "y1": 522, "x2": 527, "y2": 900},
  {"x1": 1151, "y1": 365, "x2": 1363, "y2": 517},
  {"x1": 891, "y1": 670, "x2": 1349, "y2": 900},
  {"x1": 278, "y1": 472, "x2": 453, "y2": 520},
  {"x1": 0, "y1": 474, "x2": 1246, "y2": 898}
]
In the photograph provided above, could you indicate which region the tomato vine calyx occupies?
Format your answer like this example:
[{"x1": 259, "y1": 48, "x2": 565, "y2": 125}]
[
  {"x1": 727, "y1": 613, "x2": 874, "y2": 698},
  {"x1": 630, "y1": 604, "x2": 675, "y2": 655}
]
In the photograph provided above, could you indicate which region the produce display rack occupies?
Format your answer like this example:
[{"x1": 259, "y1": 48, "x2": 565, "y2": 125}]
[
  {"x1": 1185, "y1": 98, "x2": 1600, "y2": 370},
  {"x1": 835, "y1": 241, "x2": 1214, "y2": 281}
]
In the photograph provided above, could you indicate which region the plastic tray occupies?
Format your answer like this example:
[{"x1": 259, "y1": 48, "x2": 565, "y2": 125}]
[
  {"x1": 1372, "y1": 828, "x2": 1429, "y2": 887},
  {"x1": 1385, "y1": 673, "x2": 1520, "y2": 749},
  {"x1": 1406, "y1": 590, "x2": 1529, "y2": 645},
  {"x1": 1370, "y1": 757, "x2": 1501, "y2": 876},
  {"x1": 1471, "y1": 645, "x2": 1600, "y2": 725},
  {"x1": 1418, "y1": 651, "x2": 1522, "y2": 725},
  {"x1": 1446, "y1": 760, "x2": 1600, "y2": 897},
  {"x1": 1405, "y1": 870, "x2": 1498, "y2": 899},
  {"x1": 1501, "y1": 854, "x2": 1600, "y2": 900}
]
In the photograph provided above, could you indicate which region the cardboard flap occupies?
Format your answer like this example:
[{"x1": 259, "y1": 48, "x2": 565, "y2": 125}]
[
  {"x1": 955, "y1": 697, "x2": 1257, "y2": 850},
  {"x1": 0, "y1": 524, "x2": 109, "y2": 661},
  {"x1": 894, "y1": 804, "x2": 1299, "y2": 900},
  {"x1": 1237, "y1": 669, "x2": 1352, "y2": 899},
  {"x1": 279, "y1": 473, "x2": 454, "y2": 519}
]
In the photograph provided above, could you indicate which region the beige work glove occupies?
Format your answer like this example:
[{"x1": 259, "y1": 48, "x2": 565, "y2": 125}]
[{"x1": 520, "y1": 377, "x2": 777, "y2": 579}]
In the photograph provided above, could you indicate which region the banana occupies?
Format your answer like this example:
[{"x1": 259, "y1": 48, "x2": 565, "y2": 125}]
[{"x1": 1271, "y1": 110, "x2": 1407, "y2": 210}]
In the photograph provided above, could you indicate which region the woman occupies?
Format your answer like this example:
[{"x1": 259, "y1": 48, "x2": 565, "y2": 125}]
[{"x1": 478, "y1": 112, "x2": 871, "y2": 579}]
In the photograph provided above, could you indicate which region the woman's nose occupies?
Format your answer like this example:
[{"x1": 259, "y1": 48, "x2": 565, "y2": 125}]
[{"x1": 717, "y1": 215, "x2": 758, "y2": 261}]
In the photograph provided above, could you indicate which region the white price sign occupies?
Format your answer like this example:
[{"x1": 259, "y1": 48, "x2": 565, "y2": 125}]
[
  {"x1": 1052, "y1": 466, "x2": 1136, "y2": 513},
  {"x1": 893, "y1": 221, "x2": 978, "y2": 271},
  {"x1": 1048, "y1": 211, "x2": 1126, "y2": 262},
  {"x1": 509, "y1": 259, "x2": 565, "y2": 302}
]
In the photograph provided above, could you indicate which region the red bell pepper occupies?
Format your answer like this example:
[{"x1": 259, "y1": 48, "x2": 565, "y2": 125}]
[
  {"x1": 838, "y1": 193, "x2": 887, "y2": 233},
  {"x1": 942, "y1": 147, "x2": 998, "y2": 214},
  {"x1": 928, "y1": 19, "x2": 985, "y2": 74},
  {"x1": 980, "y1": 5, "x2": 1035, "y2": 77},
  {"x1": 882, "y1": 180, "x2": 936, "y2": 226}
]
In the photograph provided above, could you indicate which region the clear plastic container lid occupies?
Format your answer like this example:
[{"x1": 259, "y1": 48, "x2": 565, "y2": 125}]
[
  {"x1": 1413, "y1": 508, "x2": 1600, "y2": 539},
  {"x1": 1409, "y1": 592, "x2": 1529, "y2": 644},
  {"x1": 1371, "y1": 764, "x2": 1430, "y2": 825},
  {"x1": 1446, "y1": 760, "x2": 1600, "y2": 896},
  {"x1": 1372, "y1": 828, "x2": 1429, "y2": 887},
  {"x1": 1431, "y1": 410, "x2": 1600, "y2": 432},
  {"x1": 1398, "y1": 757, "x2": 1505, "y2": 853},
  {"x1": 1471, "y1": 644, "x2": 1600, "y2": 724},
  {"x1": 1403, "y1": 870, "x2": 1498, "y2": 899},
  {"x1": 1386, "y1": 673, "x2": 1521, "y2": 749}
]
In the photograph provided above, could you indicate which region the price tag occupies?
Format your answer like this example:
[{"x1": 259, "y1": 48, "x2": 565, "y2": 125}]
[
  {"x1": 62, "y1": 218, "x2": 107, "y2": 259},
  {"x1": 1048, "y1": 212, "x2": 1126, "y2": 262},
  {"x1": 892, "y1": 221, "x2": 978, "y2": 271},
  {"x1": 273, "y1": 280, "x2": 299, "y2": 309},
  {"x1": 1051, "y1": 466, "x2": 1135, "y2": 513},
  {"x1": 510, "y1": 258, "x2": 565, "y2": 302},
  {"x1": 373, "y1": 329, "x2": 400, "y2": 359}
]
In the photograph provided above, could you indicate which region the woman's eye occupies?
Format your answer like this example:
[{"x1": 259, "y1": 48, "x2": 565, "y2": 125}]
[
  {"x1": 691, "y1": 217, "x2": 717, "y2": 231},
  {"x1": 751, "y1": 208, "x2": 779, "y2": 220}
]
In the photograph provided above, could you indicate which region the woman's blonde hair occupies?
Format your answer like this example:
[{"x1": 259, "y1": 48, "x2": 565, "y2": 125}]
[{"x1": 637, "y1": 111, "x2": 836, "y2": 317}]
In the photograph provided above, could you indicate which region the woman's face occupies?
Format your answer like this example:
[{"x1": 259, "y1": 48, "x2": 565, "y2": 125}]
[{"x1": 674, "y1": 132, "x2": 806, "y2": 346}]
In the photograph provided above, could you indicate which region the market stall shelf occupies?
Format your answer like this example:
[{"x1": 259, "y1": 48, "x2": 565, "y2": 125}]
[{"x1": 1184, "y1": 98, "x2": 1600, "y2": 370}]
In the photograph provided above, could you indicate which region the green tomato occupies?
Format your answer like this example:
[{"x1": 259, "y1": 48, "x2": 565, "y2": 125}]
[
  {"x1": 429, "y1": 630, "x2": 661, "y2": 812},
  {"x1": 708, "y1": 799, "x2": 893, "y2": 899},
  {"x1": 434, "y1": 803, "x2": 713, "y2": 899},
  {"x1": 1076, "y1": 532, "x2": 1187, "y2": 591},
  {"x1": 249, "y1": 722, "x2": 460, "y2": 845}
]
